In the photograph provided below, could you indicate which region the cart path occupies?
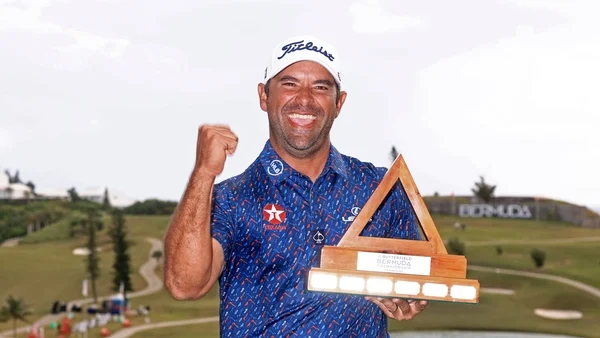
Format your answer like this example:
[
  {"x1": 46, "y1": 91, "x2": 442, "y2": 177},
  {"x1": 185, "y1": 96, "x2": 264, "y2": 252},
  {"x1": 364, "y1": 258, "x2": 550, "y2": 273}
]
[
  {"x1": 0, "y1": 237, "x2": 164, "y2": 338},
  {"x1": 108, "y1": 265, "x2": 600, "y2": 338},
  {"x1": 108, "y1": 316, "x2": 220, "y2": 338},
  {"x1": 469, "y1": 265, "x2": 600, "y2": 298}
]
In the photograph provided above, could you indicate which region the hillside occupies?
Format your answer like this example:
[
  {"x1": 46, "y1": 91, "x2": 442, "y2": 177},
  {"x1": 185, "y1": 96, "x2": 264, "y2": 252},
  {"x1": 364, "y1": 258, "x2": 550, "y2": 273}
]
[
  {"x1": 423, "y1": 195, "x2": 600, "y2": 228},
  {"x1": 2, "y1": 214, "x2": 600, "y2": 338}
]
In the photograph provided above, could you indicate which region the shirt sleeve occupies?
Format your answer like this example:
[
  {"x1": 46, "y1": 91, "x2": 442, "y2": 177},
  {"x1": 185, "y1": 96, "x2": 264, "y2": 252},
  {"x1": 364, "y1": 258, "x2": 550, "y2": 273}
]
[{"x1": 210, "y1": 184, "x2": 235, "y2": 267}]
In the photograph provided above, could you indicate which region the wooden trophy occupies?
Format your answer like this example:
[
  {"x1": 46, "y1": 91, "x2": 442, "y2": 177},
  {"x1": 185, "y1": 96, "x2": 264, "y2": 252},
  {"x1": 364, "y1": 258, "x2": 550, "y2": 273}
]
[{"x1": 306, "y1": 154, "x2": 480, "y2": 304}]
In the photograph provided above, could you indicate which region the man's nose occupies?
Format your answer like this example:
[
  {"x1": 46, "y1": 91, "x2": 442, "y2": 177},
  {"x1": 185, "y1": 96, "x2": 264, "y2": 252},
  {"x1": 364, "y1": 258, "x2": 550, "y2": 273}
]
[{"x1": 295, "y1": 85, "x2": 314, "y2": 106}]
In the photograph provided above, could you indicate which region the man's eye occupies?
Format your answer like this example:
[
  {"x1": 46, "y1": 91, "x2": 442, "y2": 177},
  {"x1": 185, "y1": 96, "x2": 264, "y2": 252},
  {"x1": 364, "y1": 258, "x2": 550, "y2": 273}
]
[
  {"x1": 283, "y1": 82, "x2": 296, "y2": 86},
  {"x1": 315, "y1": 86, "x2": 328, "y2": 90}
]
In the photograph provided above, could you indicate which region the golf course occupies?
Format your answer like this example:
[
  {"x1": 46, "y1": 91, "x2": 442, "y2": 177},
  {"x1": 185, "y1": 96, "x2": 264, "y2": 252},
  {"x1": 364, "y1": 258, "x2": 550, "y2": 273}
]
[{"x1": 1, "y1": 214, "x2": 599, "y2": 338}]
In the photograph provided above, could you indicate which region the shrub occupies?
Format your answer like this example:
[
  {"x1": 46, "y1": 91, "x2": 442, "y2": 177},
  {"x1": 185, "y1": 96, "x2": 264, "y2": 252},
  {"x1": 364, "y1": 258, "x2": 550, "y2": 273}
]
[
  {"x1": 447, "y1": 237, "x2": 465, "y2": 255},
  {"x1": 496, "y1": 246, "x2": 503, "y2": 255},
  {"x1": 123, "y1": 199, "x2": 178, "y2": 215},
  {"x1": 531, "y1": 248, "x2": 546, "y2": 268}
]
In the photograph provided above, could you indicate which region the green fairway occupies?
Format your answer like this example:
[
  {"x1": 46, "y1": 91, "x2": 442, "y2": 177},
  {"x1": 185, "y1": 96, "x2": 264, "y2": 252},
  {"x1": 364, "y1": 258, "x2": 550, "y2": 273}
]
[
  {"x1": 434, "y1": 214, "x2": 600, "y2": 242},
  {"x1": 129, "y1": 322, "x2": 221, "y2": 338},
  {"x1": 121, "y1": 215, "x2": 170, "y2": 240},
  {"x1": 128, "y1": 270, "x2": 600, "y2": 338},
  {"x1": 427, "y1": 216, "x2": 600, "y2": 286},
  {"x1": 465, "y1": 242, "x2": 600, "y2": 286},
  {"x1": 1, "y1": 214, "x2": 599, "y2": 338},
  {"x1": 0, "y1": 215, "x2": 165, "y2": 333},
  {"x1": 388, "y1": 270, "x2": 600, "y2": 338}
]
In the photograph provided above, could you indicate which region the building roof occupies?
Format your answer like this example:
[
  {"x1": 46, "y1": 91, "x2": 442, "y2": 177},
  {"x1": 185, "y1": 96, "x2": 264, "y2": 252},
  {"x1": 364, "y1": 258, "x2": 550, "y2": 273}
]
[
  {"x1": 7, "y1": 183, "x2": 32, "y2": 192},
  {"x1": 35, "y1": 188, "x2": 70, "y2": 198}
]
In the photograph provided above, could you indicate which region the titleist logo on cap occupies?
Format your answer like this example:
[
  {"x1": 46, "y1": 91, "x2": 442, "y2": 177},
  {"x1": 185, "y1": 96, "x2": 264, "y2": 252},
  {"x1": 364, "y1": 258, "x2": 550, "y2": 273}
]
[{"x1": 277, "y1": 40, "x2": 335, "y2": 62}]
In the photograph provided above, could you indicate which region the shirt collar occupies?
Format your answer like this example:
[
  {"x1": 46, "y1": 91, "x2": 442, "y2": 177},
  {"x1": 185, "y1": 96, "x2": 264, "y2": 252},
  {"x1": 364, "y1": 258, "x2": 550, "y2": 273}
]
[{"x1": 258, "y1": 140, "x2": 349, "y2": 184}]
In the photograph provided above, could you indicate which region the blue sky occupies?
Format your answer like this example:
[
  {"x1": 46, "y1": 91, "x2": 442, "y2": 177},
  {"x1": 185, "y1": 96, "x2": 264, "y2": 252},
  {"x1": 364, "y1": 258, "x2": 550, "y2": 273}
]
[{"x1": 1, "y1": 0, "x2": 598, "y2": 209}]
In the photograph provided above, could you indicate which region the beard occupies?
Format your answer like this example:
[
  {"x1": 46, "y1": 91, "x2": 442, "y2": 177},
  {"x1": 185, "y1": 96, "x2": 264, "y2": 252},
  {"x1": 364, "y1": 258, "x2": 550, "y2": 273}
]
[{"x1": 268, "y1": 100, "x2": 335, "y2": 159}]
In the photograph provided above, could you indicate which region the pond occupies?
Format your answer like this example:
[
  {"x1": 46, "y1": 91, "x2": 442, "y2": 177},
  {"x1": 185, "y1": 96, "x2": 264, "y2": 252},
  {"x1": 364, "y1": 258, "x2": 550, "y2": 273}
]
[{"x1": 390, "y1": 331, "x2": 579, "y2": 338}]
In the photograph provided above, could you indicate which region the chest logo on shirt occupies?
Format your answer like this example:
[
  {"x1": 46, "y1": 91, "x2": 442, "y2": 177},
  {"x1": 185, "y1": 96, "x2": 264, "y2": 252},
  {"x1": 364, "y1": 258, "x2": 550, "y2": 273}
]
[
  {"x1": 312, "y1": 230, "x2": 325, "y2": 244},
  {"x1": 263, "y1": 203, "x2": 286, "y2": 225},
  {"x1": 267, "y1": 160, "x2": 284, "y2": 176},
  {"x1": 342, "y1": 206, "x2": 361, "y2": 222}
]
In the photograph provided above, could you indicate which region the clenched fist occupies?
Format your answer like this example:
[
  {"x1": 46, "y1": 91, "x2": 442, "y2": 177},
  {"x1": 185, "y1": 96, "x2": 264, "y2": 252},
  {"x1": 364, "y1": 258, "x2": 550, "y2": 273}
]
[{"x1": 195, "y1": 124, "x2": 238, "y2": 178}]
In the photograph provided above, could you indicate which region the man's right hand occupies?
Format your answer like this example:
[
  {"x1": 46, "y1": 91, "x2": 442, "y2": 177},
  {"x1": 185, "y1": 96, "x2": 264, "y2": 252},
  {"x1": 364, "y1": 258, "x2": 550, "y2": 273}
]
[
  {"x1": 195, "y1": 124, "x2": 239, "y2": 177},
  {"x1": 164, "y1": 124, "x2": 234, "y2": 300}
]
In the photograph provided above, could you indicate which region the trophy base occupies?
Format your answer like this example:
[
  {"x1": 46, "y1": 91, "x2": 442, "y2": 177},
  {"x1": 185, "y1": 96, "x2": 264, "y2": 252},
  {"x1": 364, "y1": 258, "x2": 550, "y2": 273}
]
[{"x1": 306, "y1": 267, "x2": 480, "y2": 304}]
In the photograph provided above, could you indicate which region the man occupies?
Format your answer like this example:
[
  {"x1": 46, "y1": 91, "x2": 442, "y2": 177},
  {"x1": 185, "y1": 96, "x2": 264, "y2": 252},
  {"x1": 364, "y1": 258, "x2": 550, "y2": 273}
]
[{"x1": 164, "y1": 35, "x2": 428, "y2": 337}]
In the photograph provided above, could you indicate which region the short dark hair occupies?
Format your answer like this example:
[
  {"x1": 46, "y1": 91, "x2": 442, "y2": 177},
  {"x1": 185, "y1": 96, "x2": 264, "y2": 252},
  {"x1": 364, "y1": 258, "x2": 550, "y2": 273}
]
[{"x1": 264, "y1": 79, "x2": 341, "y2": 102}]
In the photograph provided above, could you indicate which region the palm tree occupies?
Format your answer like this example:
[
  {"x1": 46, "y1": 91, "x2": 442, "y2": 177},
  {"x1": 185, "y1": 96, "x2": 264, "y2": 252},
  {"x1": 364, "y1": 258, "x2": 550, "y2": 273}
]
[
  {"x1": 389, "y1": 146, "x2": 399, "y2": 164},
  {"x1": 0, "y1": 294, "x2": 33, "y2": 338},
  {"x1": 471, "y1": 176, "x2": 497, "y2": 203}
]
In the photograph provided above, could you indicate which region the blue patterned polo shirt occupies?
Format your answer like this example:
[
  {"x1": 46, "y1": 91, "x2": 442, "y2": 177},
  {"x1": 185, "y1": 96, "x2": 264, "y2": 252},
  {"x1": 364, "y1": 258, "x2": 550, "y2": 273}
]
[{"x1": 211, "y1": 140, "x2": 421, "y2": 337}]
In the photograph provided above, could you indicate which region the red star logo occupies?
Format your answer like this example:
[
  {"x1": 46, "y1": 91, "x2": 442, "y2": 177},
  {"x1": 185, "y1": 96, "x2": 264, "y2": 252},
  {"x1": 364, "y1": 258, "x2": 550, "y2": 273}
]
[{"x1": 263, "y1": 204, "x2": 286, "y2": 224}]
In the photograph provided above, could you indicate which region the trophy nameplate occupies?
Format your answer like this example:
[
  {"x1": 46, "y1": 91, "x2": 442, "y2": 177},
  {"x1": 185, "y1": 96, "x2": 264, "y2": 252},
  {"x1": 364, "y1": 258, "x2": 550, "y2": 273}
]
[{"x1": 306, "y1": 154, "x2": 480, "y2": 304}]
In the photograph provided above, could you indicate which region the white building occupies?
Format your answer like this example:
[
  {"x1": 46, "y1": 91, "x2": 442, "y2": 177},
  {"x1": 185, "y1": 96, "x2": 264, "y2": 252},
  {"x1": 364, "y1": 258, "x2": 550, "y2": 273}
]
[
  {"x1": 1, "y1": 168, "x2": 137, "y2": 207},
  {"x1": 0, "y1": 170, "x2": 34, "y2": 200},
  {"x1": 35, "y1": 188, "x2": 70, "y2": 200}
]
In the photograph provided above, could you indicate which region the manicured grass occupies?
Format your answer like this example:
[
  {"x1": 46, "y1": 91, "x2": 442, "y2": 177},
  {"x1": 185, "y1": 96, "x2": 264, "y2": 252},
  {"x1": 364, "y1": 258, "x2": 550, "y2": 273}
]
[
  {"x1": 106, "y1": 264, "x2": 221, "y2": 323},
  {"x1": 76, "y1": 320, "x2": 218, "y2": 338},
  {"x1": 0, "y1": 216, "x2": 162, "y2": 333},
  {"x1": 433, "y1": 214, "x2": 599, "y2": 242},
  {"x1": 19, "y1": 216, "x2": 75, "y2": 244},
  {"x1": 430, "y1": 215, "x2": 600, "y2": 286},
  {"x1": 0, "y1": 239, "x2": 150, "y2": 331},
  {"x1": 2, "y1": 214, "x2": 599, "y2": 337},
  {"x1": 128, "y1": 287, "x2": 220, "y2": 322},
  {"x1": 390, "y1": 270, "x2": 600, "y2": 338},
  {"x1": 128, "y1": 321, "x2": 220, "y2": 338},
  {"x1": 464, "y1": 242, "x2": 600, "y2": 286},
  {"x1": 123, "y1": 215, "x2": 171, "y2": 240},
  {"x1": 122, "y1": 270, "x2": 600, "y2": 338}
]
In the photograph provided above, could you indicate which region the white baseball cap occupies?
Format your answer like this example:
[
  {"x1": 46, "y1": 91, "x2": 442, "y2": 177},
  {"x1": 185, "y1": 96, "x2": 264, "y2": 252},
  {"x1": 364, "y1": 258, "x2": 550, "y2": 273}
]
[{"x1": 263, "y1": 35, "x2": 342, "y2": 89}]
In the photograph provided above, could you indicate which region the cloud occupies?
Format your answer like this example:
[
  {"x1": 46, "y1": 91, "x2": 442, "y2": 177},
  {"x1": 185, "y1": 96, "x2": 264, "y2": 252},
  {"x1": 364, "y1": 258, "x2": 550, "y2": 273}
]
[
  {"x1": 0, "y1": 0, "x2": 129, "y2": 62},
  {"x1": 348, "y1": 0, "x2": 424, "y2": 34},
  {"x1": 0, "y1": 126, "x2": 34, "y2": 154},
  {"x1": 414, "y1": 18, "x2": 600, "y2": 206},
  {"x1": 0, "y1": 129, "x2": 15, "y2": 152}
]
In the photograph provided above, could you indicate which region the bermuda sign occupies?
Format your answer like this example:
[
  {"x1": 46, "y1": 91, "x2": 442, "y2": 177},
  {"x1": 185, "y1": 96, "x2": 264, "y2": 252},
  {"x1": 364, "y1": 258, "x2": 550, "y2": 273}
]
[{"x1": 458, "y1": 204, "x2": 533, "y2": 219}]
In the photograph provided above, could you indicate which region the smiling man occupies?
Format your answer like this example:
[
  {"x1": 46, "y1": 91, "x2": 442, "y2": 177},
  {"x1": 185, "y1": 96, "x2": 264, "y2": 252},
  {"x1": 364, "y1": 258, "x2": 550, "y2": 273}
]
[{"x1": 164, "y1": 35, "x2": 428, "y2": 337}]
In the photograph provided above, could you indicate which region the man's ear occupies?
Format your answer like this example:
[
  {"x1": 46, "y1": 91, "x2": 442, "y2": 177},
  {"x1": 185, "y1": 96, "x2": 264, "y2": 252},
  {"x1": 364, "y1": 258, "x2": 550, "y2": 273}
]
[
  {"x1": 335, "y1": 90, "x2": 348, "y2": 118},
  {"x1": 257, "y1": 83, "x2": 268, "y2": 112}
]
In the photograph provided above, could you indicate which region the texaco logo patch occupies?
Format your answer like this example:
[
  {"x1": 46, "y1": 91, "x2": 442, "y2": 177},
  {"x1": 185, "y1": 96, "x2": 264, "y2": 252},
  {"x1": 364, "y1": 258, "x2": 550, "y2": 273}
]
[{"x1": 263, "y1": 203, "x2": 286, "y2": 225}]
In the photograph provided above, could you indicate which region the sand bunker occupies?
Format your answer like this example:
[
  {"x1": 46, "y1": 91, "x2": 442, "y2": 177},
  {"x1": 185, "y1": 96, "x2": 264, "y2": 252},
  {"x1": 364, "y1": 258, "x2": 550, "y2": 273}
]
[
  {"x1": 72, "y1": 247, "x2": 103, "y2": 255},
  {"x1": 534, "y1": 308, "x2": 583, "y2": 320},
  {"x1": 480, "y1": 288, "x2": 515, "y2": 295}
]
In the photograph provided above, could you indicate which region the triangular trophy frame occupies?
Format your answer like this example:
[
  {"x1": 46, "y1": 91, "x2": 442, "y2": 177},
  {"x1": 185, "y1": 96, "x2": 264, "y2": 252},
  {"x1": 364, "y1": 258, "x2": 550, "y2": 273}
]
[
  {"x1": 306, "y1": 154, "x2": 480, "y2": 304},
  {"x1": 337, "y1": 154, "x2": 447, "y2": 256}
]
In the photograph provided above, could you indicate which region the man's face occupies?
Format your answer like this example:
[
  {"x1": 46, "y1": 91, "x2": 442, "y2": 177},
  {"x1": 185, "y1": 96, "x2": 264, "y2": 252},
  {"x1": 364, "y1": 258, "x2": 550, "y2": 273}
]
[{"x1": 258, "y1": 60, "x2": 347, "y2": 159}]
